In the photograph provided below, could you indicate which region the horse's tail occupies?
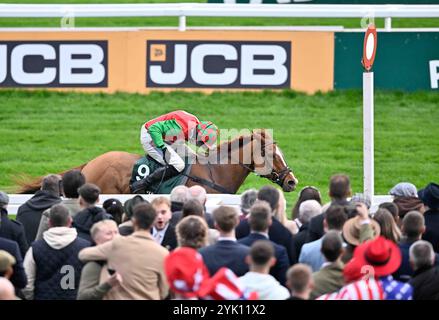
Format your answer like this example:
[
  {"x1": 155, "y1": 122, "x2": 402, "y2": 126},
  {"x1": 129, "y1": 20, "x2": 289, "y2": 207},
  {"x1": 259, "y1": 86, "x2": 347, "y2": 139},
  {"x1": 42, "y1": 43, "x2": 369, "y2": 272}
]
[{"x1": 15, "y1": 162, "x2": 88, "y2": 194}]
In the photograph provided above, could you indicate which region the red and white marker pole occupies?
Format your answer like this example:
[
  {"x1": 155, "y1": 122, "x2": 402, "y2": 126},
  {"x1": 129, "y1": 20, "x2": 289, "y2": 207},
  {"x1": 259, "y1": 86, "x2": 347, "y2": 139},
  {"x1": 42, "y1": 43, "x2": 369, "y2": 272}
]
[{"x1": 362, "y1": 25, "x2": 377, "y2": 205}]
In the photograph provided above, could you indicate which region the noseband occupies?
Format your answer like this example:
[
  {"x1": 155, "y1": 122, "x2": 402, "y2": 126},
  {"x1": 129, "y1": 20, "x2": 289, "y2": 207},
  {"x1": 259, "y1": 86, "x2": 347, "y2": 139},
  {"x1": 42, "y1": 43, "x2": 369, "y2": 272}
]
[{"x1": 239, "y1": 142, "x2": 292, "y2": 187}]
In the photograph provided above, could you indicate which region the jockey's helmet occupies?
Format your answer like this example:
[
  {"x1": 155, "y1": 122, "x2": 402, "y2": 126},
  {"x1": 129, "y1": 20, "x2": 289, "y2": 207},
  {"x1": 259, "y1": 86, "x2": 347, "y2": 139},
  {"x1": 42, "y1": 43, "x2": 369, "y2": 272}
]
[{"x1": 196, "y1": 121, "x2": 218, "y2": 149}]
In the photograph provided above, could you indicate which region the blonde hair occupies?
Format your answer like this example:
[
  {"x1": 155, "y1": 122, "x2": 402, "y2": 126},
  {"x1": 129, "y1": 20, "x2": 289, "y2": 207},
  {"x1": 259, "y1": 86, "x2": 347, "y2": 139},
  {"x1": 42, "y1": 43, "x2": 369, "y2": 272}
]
[
  {"x1": 90, "y1": 220, "x2": 118, "y2": 241},
  {"x1": 151, "y1": 196, "x2": 171, "y2": 208}
]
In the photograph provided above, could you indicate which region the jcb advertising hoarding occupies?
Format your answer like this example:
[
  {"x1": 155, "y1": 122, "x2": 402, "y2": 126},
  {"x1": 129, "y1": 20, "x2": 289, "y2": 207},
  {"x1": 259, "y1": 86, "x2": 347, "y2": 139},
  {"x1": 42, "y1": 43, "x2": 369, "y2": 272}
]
[{"x1": 0, "y1": 30, "x2": 334, "y2": 94}]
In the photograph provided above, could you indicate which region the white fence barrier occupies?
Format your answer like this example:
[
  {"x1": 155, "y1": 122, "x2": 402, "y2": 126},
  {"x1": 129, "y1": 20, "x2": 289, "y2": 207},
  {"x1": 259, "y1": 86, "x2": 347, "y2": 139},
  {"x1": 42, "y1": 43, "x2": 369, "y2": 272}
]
[
  {"x1": 6, "y1": 194, "x2": 243, "y2": 216},
  {"x1": 1, "y1": 3, "x2": 439, "y2": 31},
  {"x1": 6, "y1": 194, "x2": 393, "y2": 216}
]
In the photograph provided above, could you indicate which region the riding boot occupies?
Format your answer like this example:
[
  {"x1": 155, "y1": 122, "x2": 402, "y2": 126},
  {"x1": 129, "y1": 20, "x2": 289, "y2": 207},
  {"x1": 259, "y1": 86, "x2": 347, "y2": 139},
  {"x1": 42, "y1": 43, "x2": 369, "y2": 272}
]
[{"x1": 130, "y1": 166, "x2": 180, "y2": 194}]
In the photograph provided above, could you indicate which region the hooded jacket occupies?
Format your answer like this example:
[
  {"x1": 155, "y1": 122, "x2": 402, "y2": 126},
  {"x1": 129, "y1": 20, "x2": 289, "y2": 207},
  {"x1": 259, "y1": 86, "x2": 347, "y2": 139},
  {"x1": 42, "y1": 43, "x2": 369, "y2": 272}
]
[
  {"x1": 16, "y1": 190, "x2": 61, "y2": 245},
  {"x1": 0, "y1": 207, "x2": 29, "y2": 257},
  {"x1": 22, "y1": 227, "x2": 90, "y2": 300},
  {"x1": 239, "y1": 272, "x2": 290, "y2": 300},
  {"x1": 73, "y1": 206, "x2": 113, "y2": 243}
]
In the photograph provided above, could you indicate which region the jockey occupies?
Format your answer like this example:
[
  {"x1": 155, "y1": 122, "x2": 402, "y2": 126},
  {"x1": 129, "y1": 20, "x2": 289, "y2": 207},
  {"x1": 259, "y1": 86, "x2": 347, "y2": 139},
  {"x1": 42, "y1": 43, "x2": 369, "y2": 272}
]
[{"x1": 130, "y1": 110, "x2": 218, "y2": 194}]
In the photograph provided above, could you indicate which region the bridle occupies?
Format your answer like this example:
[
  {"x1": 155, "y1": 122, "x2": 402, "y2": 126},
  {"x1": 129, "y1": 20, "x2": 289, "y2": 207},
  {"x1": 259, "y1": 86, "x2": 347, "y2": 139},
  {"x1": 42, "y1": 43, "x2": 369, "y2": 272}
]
[
  {"x1": 183, "y1": 139, "x2": 293, "y2": 193},
  {"x1": 239, "y1": 142, "x2": 293, "y2": 188}
]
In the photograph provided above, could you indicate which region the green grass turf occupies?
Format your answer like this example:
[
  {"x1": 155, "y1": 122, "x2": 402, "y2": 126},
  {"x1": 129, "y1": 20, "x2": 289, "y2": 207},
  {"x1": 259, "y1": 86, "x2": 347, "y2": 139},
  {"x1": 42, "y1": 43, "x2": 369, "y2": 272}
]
[
  {"x1": 0, "y1": 89, "x2": 438, "y2": 208},
  {"x1": 0, "y1": 0, "x2": 438, "y2": 28}
]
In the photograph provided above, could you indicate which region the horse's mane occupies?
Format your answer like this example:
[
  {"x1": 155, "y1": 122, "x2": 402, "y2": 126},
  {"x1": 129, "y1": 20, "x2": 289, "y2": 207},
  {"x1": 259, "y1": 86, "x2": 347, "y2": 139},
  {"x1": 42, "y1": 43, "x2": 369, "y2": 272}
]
[{"x1": 217, "y1": 129, "x2": 272, "y2": 151}]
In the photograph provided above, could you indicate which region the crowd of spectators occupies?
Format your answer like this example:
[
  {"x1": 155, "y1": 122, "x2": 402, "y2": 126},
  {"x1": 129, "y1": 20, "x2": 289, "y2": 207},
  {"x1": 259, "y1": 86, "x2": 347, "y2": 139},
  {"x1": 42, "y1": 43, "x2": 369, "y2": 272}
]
[{"x1": 0, "y1": 171, "x2": 438, "y2": 300}]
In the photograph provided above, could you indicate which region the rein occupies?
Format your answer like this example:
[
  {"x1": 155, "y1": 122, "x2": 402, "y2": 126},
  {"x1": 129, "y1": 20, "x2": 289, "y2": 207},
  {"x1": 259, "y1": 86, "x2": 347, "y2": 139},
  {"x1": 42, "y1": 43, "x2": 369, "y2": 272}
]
[{"x1": 181, "y1": 171, "x2": 234, "y2": 194}]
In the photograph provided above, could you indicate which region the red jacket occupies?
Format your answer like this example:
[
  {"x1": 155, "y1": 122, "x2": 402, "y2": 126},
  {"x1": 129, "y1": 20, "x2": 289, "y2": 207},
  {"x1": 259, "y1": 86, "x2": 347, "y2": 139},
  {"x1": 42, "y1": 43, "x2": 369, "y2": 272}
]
[{"x1": 145, "y1": 110, "x2": 200, "y2": 141}]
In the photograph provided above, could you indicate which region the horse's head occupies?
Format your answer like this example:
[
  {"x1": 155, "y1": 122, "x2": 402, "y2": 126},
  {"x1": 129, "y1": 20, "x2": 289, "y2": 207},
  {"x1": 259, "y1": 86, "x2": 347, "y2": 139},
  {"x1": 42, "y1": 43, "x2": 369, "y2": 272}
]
[{"x1": 252, "y1": 130, "x2": 299, "y2": 192}]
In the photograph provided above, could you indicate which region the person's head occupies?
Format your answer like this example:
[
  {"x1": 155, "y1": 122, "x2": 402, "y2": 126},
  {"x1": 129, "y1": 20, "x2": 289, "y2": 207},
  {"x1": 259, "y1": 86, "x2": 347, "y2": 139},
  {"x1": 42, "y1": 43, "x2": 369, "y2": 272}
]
[
  {"x1": 0, "y1": 251, "x2": 15, "y2": 279},
  {"x1": 257, "y1": 185, "x2": 279, "y2": 213},
  {"x1": 182, "y1": 199, "x2": 204, "y2": 219},
  {"x1": 0, "y1": 277, "x2": 15, "y2": 300},
  {"x1": 48, "y1": 204, "x2": 71, "y2": 228},
  {"x1": 373, "y1": 208, "x2": 401, "y2": 243},
  {"x1": 188, "y1": 185, "x2": 207, "y2": 206},
  {"x1": 418, "y1": 182, "x2": 439, "y2": 210},
  {"x1": 248, "y1": 202, "x2": 272, "y2": 233},
  {"x1": 389, "y1": 182, "x2": 418, "y2": 198},
  {"x1": 0, "y1": 191, "x2": 9, "y2": 210},
  {"x1": 196, "y1": 121, "x2": 218, "y2": 150},
  {"x1": 123, "y1": 195, "x2": 148, "y2": 221},
  {"x1": 409, "y1": 240, "x2": 435, "y2": 271},
  {"x1": 345, "y1": 236, "x2": 402, "y2": 281},
  {"x1": 321, "y1": 230, "x2": 344, "y2": 263},
  {"x1": 323, "y1": 205, "x2": 348, "y2": 232},
  {"x1": 240, "y1": 189, "x2": 258, "y2": 216},
  {"x1": 62, "y1": 170, "x2": 86, "y2": 199},
  {"x1": 132, "y1": 202, "x2": 157, "y2": 231},
  {"x1": 246, "y1": 241, "x2": 276, "y2": 273},
  {"x1": 170, "y1": 186, "x2": 189, "y2": 205},
  {"x1": 350, "y1": 193, "x2": 371, "y2": 210},
  {"x1": 41, "y1": 174, "x2": 62, "y2": 196},
  {"x1": 292, "y1": 186, "x2": 322, "y2": 220},
  {"x1": 286, "y1": 264, "x2": 313, "y2": 299},
  {"x1": 212, "y1": 206, "x2": 239, "y2": 235},
  {"x1": 90, "y1": 220, "x2": 119, "y2": 245},
  {"x1": 329, "y1": 174, "x2": 351, "y2": 201},
  {"x1": 378, "y1": 202, "x2": 399, "y2": 224},
  {"x1": 176, "y1": 216, "x2": 209, "y2": 249},
  {"x1": 164, "y1": 247, "x2": 210, "y2": 299},
  {"x1": 102, "y1": 198, "x2": 124, "y2": 225},
  {"x1": 402, "y1": 211, "x2": 425, "y2": 240},
  {"x1": 151, "y1": 196, "x2": 172, "y2": 231},
  {"x1": 78, "y1": 183, "x2": 100, "y2": 207},
  {"x1": 298, "y1": 200, "x2": 322, "y2": 225},
  {"x1": 342, "y1": 216, "x2": 381, "y2": 247}
]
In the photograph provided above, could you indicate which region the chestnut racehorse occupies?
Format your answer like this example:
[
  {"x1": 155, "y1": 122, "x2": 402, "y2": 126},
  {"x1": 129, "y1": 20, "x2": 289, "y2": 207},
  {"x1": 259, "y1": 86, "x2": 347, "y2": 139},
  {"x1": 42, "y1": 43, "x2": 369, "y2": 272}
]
[{"x1": 18, "y1": 129, "x2": 298, "y2": 194}]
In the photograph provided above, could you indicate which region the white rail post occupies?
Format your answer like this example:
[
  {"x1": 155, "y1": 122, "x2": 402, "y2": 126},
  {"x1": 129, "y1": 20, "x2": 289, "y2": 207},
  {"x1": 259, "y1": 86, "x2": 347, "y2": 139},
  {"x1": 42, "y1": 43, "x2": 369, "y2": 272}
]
[
  {"x1": 363, "y1": 71, "x2": 374, "y2": 204},
  {"x1": 384, "y1": 17, "x2": 392, "y2": 31},
  {"x1": 179, "y1": 15, "x2": 186, "y2": 32}
]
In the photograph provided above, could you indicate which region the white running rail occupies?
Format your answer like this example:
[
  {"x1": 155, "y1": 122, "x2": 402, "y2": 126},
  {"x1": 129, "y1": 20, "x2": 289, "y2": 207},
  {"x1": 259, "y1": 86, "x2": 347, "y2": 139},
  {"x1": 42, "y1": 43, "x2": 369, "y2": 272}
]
[
  {"x1": 1, "y1": 3, "x2": 439, "y2": 31},
  {"x1": 6, "y1": 194, "x2": 393, "y2": 215}
]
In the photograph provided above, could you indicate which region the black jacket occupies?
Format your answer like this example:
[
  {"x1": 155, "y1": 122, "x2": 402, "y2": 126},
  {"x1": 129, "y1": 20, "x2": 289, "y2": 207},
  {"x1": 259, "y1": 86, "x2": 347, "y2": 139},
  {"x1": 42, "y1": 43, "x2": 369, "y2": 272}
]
[
  {"x1": 423, "y1": 209, "x2": 439, "y2": 253},
  {"x1": 161, "y1": 224, "x2": 178, "y2": 251},
  {"x1": 238, "y1": 233, "x2": 290, "y2": 286},
  {"x1": 16, "y1": 190, "x2": 61, "y2": 245},
  {"x1": 306, "y1": 214, "x2": 325, "y2": 243},
  {"x1": 409, "y1": 266, "x2": 439, "y2": 300},
  {"x1": 199, "y1": 240, "x2": 250, "y2": 277},
  {"x1": 306, "y1": 199, "x2": 350, "y2": 243},
  {"x1": 0, "y1": 236, "x2": 27, "y2": 289},
  {"x1": 236, "y1": 217, "x2": 296, "y2": 264},
  {"x1": 0, "y1": 208, "x2": 29, "y2": 257},
  {"x1": 292, "y1": 223, "x2": 309, "y2": 260},
  {"x1": 32, "y1": 237, "x2": 90, "y2": 300},
  {"x1": 73, "y1": 206, "x2": 113, "y2": 243}
]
